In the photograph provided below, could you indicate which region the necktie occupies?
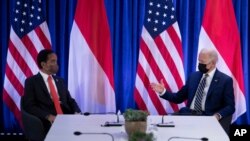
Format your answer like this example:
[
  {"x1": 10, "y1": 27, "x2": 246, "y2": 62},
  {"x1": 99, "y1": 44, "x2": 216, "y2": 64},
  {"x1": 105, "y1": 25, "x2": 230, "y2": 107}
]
[
  {"x1": 194, "y1": 74, "x2": 208, "y2": 112},
  {"x1": 48, "y1": 76, "x2": 63, "y2": 114}
]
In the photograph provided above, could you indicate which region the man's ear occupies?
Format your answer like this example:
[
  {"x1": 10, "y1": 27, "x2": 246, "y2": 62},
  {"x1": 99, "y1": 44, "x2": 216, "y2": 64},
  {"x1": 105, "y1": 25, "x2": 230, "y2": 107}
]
[{"x1": 41, "y1": 62, "x2": 46, "y2": 68}]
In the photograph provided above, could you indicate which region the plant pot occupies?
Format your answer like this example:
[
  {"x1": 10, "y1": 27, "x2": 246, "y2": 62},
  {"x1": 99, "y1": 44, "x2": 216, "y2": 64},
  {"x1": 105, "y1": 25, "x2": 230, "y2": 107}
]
[{"x1": 124, "y1": 121, "x2": 147, "y2": 137}]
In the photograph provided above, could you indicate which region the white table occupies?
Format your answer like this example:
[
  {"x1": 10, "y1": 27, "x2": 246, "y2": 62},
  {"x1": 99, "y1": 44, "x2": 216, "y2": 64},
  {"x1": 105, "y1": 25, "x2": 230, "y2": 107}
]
[{"x1": 45, "y1": 115, "x2": 229, "y2": 141}]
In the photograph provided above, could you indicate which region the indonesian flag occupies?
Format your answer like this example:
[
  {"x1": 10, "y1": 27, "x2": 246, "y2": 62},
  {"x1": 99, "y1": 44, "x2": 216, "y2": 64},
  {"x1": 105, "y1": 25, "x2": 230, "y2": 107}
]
[
  {"x1": 198, "y1": 0, "x2": 246, "y2": 122},
  {"x1": 68, "y1": 0, "x2": 116, "y2": 113}
]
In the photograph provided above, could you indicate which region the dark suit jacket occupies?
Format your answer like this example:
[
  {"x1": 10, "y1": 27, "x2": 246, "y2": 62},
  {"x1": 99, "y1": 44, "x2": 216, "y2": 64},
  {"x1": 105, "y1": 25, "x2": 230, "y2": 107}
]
[
  {"x1": 22, "y1": 73, "x2": 81, "y2": 120},
  {"x1": 161, "y1": 69, "x2": 235, "y2": 118}
]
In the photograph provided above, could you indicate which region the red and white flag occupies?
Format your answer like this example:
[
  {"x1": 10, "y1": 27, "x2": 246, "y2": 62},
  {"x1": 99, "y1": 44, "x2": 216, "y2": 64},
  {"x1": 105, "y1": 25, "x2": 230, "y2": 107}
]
[
  {"x1": 68, "y1": 0, "x2": 116, "y2": 113},
  {"x1": 2, "y1": 0, "x2": 51, "y2": 125},
  {"x1": 134, "y1": 0, "x2": 186, "y2": 114},
  {"x1": 198, "y1": 0, "x2": 246, "y2": 121}
]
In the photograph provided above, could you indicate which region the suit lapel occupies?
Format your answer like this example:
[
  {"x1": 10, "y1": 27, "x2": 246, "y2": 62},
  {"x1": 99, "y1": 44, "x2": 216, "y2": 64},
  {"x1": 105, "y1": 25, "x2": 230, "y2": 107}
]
[
  {"x1": 207, "y1": 70, "x2": 220, "y2": 97},
  {"x1": 37, "y1": 73, "x2": 52, "y2": 99},
  {"x1": 190, "y1": 73, "x2": 203, "y2": 103}
]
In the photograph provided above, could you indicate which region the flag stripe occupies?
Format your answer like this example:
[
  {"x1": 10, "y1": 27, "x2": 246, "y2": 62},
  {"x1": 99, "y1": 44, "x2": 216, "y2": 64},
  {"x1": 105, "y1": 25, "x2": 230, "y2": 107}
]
[
  {"x1": 140, "y1": 39, "x2": 170, "y2": 90},
  {"x1": 21, "y1": 35, "x2": 38, "y2": 62},
  {"x1": 137, "y1": 49, "x2": 177, "y2": 114},
  {"x1": 155, "y1": 34, "x2": 183, "y2": 89},
  {"x1": 137, "y1": 48, "x2": 177, "y2": 114},
  {"x1": 5, "y1": 64, "x2": 24, "y2": 95},
  {"x1": 6, "y1": 50, "x2": 27, "y2": 85},
  {"x1": 27, "y1": 30, "x2": 45, "y2": 53},
  {"x1": 136, "y1": 50, "x2": 168, "y2": 114},
  {"x1": 164, "y1": 25, "x2": 185, "y2": 82},
  {"x1": 34, "y1": 26, "x2": 51, "y2": 49},
  {"x1": 159, "y1": 30, "x2": 185, "y2": 88},
  {"x1": 4, "y1": 77, "x2": 21, "y2": 110},
  {"x1": 134, "y1": 88, "x2": 148, "y2": 112},
  {"x1": 142, "y1": 28, "x2": 179, "y2": 92},
  {"x1": 140, "y1": 39, "x2": 180, "y2": 112},
  {"x1": 8, "y1": 41, "x2": 33, "y2": 77},
  {"x1": 39, "y1": 22, "x2": 52, "y2": 46},
  {"x1": 74, "y1": 0, "x2": 114, "y2": 88},
  {"x1": 3, "y1": 90, "x2": 22, "y2": 123},
  {"x1": 10, "y1": 28, "x2": 39, "y2": 75},
  {"x1": 167, "y1": 25, "x2": 183, "y2": 61},
  {"x1": 137, "y1": 63, "x2": 167, "y2": 115},
  {"x1": 160, "y1": 28, "x2": 185, "y2": 81}
]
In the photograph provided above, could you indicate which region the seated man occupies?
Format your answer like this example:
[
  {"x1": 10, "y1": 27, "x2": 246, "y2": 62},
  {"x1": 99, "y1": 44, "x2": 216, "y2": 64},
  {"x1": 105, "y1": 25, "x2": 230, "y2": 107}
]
[
  {"x1": 151, "y1": 48, "x2": 235, "y2": 133},
  {"x1": 22, "y1": 49, "x2": 81, "y2": 134}
]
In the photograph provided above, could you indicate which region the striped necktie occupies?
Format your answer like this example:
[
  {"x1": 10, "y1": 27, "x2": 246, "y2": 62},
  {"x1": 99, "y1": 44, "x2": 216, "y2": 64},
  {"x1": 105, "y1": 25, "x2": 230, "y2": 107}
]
[{"x1": 194, "y1": 74, "x2": 208, "y2": 112}]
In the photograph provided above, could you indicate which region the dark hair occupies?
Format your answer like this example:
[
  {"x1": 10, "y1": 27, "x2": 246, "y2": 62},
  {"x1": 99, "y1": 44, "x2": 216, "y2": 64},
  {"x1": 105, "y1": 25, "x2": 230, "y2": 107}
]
[{"x1": 37, "y1": 49, "x2": 54, "y2": 69}]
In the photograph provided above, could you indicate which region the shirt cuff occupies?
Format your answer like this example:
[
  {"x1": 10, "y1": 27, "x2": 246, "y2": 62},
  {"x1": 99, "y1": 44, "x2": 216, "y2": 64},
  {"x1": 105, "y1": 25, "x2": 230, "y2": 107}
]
[
  {"x1": 216, "y1": 113, "x2": 222, "y2": 120},
  {"x1": 159, "y1": 88, "x2": 166, "y2": 96}
]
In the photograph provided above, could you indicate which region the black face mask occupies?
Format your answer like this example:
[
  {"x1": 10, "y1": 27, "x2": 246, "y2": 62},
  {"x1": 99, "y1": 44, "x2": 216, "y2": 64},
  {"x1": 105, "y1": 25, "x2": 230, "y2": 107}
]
[{"x1": 198, "y1": 63, "x2": 209, "y2": 73}]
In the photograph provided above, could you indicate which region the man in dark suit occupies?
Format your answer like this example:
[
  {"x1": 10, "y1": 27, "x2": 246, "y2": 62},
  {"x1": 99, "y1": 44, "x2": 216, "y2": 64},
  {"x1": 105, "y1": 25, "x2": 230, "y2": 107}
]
[
  {"x1": 151, "y1": 48, "x2": 235, "y2": 131},
  {"x1": 22, "y1": 49, "x2": 81, "y2": 134}
]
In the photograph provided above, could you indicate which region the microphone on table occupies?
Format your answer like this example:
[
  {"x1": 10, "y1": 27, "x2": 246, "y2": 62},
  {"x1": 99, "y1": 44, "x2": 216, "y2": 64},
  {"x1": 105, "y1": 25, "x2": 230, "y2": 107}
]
[
  {"x1": 82, "y1": 110, "x2": 123, "y2": 127},
  {"x1": 117, "y1": 110, "x2": 120, "y2": 123},
  {"x1": 156, "y1": 115, "x2": 175, "y2": 127},
  {"x1": 168, "y1": 136, "x2": 208, "y2": 141},
  {"x1": 102, "y1": 110, "x2": 123, "y2": 127},
  {"x1": 74, "y1": 131, "x2": 114, "y2": 141}
]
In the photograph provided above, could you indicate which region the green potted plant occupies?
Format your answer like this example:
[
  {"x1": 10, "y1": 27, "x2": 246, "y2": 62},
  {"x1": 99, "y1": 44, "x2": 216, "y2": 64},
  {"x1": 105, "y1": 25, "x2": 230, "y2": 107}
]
[
  {"x1": 123, "y1": 109, "x2": 149, "y2": 137},
  {"x1": 129, "y1": 131, "x2": 155, "y2": 141}
]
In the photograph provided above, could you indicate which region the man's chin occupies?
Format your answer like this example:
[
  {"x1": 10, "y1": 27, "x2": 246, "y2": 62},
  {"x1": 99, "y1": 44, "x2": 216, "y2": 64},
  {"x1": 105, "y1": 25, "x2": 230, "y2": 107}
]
[{"x1": 50, "y1": 71, "x2": 58, "y2": 75}]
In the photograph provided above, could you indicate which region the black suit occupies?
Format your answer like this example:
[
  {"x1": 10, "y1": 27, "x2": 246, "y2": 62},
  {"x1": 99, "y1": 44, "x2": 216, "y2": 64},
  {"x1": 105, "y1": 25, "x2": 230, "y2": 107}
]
[{"x1": 22, "y1": 72, "x2": 81, "y2": 133}]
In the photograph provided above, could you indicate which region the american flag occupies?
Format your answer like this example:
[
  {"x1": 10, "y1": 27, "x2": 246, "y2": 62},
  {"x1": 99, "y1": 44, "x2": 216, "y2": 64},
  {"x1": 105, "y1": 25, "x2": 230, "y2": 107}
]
[
  {"x1": 2, "y1": 0, "x2": 51, "y2": 125},
  {"x1": 134, "y1": 0, "x2": 185, "y2": 114}
]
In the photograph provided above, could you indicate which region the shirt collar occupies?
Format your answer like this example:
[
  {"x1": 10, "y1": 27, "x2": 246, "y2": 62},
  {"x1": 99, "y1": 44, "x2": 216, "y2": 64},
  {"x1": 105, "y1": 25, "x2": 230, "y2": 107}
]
[
  {"x1": 39, "y1": 70, "x2": 50, "y2": 81},
  {"x1": 205, "y1": 68, "x2": 216, "y2": 78}
]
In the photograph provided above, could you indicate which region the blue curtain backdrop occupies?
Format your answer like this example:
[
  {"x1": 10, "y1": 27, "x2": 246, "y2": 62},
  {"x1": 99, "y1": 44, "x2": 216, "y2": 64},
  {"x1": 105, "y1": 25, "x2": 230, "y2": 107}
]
[{"x1": 0, "y1": 0, "x2": 249, "y2": 132}]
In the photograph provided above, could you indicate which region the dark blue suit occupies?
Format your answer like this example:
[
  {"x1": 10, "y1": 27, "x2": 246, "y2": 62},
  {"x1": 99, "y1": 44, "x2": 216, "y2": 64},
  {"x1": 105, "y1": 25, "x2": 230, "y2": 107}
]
[{"x1": 161, "y1": 69, "x2": 235, "y2": 118}]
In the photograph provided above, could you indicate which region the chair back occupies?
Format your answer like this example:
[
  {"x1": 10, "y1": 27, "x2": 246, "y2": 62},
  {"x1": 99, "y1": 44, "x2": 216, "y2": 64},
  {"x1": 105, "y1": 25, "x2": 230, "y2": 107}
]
[{"x1": 21, "y1": 97, "x2": 46, "y2": 141}]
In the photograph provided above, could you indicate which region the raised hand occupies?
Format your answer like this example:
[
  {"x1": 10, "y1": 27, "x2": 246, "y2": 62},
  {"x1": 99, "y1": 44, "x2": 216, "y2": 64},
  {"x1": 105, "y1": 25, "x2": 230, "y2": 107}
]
[{"x1": 150, "y1": 79, "x2": 165, "y2": 94}]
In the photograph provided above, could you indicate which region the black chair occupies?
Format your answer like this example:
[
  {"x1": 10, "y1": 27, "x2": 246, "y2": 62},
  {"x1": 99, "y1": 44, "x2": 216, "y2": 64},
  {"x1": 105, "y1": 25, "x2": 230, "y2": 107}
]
[
  {"x1": 21, "y1": 97, "x2": 46, "y2": 141},
  {"x1": 219, "y1": 115, "x2": 232, "y2": 135}
]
